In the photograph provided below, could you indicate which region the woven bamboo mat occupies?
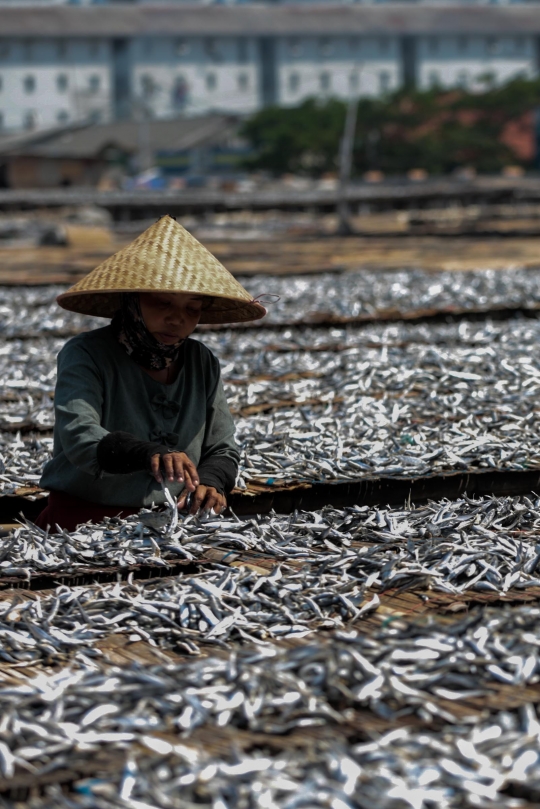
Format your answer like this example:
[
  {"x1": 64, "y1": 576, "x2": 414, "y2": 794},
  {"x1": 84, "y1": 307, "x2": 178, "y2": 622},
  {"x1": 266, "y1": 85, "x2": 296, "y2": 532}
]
[{"x1": 2, "y1": 235, "x2": 540, "y2": 286}]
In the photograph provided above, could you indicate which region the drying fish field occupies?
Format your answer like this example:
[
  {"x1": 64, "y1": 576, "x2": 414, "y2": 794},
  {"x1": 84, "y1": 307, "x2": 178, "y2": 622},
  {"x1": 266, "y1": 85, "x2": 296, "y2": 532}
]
[
  {"x1": 5, "y1": 269, "x2": 540, "y2": 508},
  {"x1": 4, "y1": 262, "x2": 540, "y2": 806}
]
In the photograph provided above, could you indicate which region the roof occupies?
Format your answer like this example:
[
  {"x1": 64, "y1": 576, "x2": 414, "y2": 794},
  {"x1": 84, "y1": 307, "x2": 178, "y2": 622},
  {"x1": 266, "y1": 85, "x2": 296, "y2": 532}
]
[
  {"x1": 0, "y1": 4, "x2": 538, "y2": 36},
  {"x1": 0, "y1": 115, "x2": 241, "y2": 159}
]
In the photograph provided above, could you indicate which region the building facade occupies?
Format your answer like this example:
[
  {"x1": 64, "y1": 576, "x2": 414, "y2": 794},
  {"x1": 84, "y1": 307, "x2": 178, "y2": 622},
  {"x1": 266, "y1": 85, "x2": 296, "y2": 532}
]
[{"x1": 0, "y1": 5, "x2": 539, "y2": 131}]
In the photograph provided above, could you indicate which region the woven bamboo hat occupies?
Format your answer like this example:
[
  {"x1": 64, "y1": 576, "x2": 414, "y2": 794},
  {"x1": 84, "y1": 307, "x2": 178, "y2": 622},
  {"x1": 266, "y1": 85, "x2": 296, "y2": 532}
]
[{"x1": 57, "y1": 215, "x2": 266, "y2": 325}]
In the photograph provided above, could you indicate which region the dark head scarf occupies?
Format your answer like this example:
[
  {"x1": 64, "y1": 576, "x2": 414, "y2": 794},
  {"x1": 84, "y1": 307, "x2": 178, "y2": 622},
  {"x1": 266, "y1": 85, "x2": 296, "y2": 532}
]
[{"x1": 111, "y1": 293, "x2": 185, "y2": 371}]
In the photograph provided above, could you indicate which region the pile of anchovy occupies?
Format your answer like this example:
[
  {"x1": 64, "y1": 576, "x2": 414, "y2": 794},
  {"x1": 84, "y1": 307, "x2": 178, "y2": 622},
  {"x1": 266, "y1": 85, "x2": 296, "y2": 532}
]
[
  {"x1": 2, "y1": 267, "x2": 540, "y2": 339},
  {"x1": 2, "y1": 268, "x2": 540, "y2": 807},
  {"x1": 0, "y1": 288, "x2": 99, "y2": 339},
  {"x1": 4, "y1": 316, "x2": 540, "y2": 490},
  {"x1": 25, "y1": 702, "x2": 540, "y2": 809},
  {"x1": 0, "y1": 435, "x2": 51, "y2": 496},
  {"x1": 2, "y1": 496, "x2": 540, "y2": 595},
  {"x1": 0, "y1": 610, "x2": 540, "y2": 806},
  {"x1": 0, "y1": 512, "x2": 540, "y2": 668},
  {"x1": 242, "y1": 265, "x2": 540, "y2": 324}
]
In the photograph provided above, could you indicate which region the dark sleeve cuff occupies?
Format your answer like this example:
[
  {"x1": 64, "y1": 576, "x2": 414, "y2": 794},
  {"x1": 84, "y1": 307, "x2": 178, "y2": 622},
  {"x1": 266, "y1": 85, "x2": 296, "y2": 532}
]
[
  {"x1": 197, "y1": 456, "x2": 238, "y2": 496},
  {"x1": 97, "y1": 431, "x2": 171, "y2": 475}
]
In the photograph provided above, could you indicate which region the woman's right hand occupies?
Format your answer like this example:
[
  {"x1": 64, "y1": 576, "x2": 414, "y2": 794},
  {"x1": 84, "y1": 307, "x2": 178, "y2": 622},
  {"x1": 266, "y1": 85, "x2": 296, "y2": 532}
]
[{"x1": 150, "y1": 451, "x2": 199, "y2": 492}]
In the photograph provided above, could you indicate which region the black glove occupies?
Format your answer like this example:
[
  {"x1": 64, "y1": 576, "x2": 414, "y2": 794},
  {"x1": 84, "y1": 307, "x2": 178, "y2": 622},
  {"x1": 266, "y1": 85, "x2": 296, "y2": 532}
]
[{"x1": 97, "y1": 431, "x2": 171, "y2": 475}]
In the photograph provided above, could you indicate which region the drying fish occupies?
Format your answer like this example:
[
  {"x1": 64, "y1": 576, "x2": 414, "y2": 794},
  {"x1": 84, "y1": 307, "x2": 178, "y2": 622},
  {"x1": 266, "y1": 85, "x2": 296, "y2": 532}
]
[
  {"x1": 0, "y1": 625, "x2": 538, "y2": 807},
  {"x1": 2, "y1": 494, "x2": 540, "y2": 602},
  {"x1": 4, "y1": 315, "x2": 540, "y2": 489},
  {"x1": 3, "y1": 267, "x2": 540, "y2": 337},
  {"x1": 239, "y1": 265, "x2": 540, "y2": 325},
  {"x1": 0, "y1": 270, "x2": 539, "y2": 809}
]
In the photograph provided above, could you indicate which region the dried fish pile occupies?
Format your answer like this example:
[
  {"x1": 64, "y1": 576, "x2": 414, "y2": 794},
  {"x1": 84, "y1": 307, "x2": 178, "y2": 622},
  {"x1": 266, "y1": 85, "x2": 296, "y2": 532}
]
[
  {"x1": 2, "y1": 267, "x2": 540, "y2": 340},
  {"x1": 231, "y1": 317, "x2": 540, "y2": 484},
  {"x1": 243, "y1": 266, "x2": 540, "y2": 324},
  {"x1": 0, "y1": 498, "x2": 540, "y2": 660},
  {"x1": 0, "y1": 435, "x2": 51, "y2": 496},
  {"x1": 35, "y1": 710, "x2": 540, "y2": 809},
  {"x1": 3, "y1": 494, "x2": 540, "y2": 595},
  {"x1": 0, "y1": 498, "x2": 540, "y2": 803},
  {"x1": 2, "y1": 281, "x2": 540, "y2": 491},
  {"x1": 4, "y1": 317, "x2": 540, "y2": 489},
  {"x1": 0, "y1": 287, "x2": 99, "y2": 339},
  {"x1": 31, "y1": 704, "x2": 540, "y2": 809},
  {"x1": 0, "y1": 337, "x2": 60, "y2": 435},
  {"x1": 1, "y1": 269, "x2": 540, "y2": 806},
  {"x1": 1, "y1": 620, "x2": 540, "y2": 807}
]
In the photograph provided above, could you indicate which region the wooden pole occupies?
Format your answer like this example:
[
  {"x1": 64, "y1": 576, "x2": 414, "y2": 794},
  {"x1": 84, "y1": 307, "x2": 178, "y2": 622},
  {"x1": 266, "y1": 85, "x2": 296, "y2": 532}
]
[{"x1": 336, "y1": 95, "x2": 359, "y2": 236}]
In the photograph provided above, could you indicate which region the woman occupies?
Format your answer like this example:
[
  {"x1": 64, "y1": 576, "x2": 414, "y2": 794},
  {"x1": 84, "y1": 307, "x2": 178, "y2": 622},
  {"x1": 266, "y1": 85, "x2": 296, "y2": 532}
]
[{"x1": 35, "y1": 215, "x2": 266, "y2": 531}]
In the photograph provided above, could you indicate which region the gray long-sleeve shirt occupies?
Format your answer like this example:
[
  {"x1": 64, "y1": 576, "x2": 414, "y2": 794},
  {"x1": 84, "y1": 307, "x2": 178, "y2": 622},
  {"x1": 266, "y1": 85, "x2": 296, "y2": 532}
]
[{"x1": 40, "y1": 325, "x2": 240, "y2": 507}]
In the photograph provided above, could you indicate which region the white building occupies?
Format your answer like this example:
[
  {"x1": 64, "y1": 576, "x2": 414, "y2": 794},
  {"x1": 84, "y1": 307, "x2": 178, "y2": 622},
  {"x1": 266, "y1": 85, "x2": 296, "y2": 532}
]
[{"x1": 0, "y1": 4, "x2": 539, "y2": 131}]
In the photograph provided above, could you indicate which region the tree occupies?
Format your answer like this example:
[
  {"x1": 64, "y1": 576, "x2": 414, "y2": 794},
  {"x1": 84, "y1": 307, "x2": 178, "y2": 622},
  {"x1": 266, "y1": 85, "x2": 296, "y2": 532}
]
[
  {"x1": 240, "y1": 98, "x2": 346, "y2": 176},
  {"x1": 240, "y1": 76, "x2": 540, "y2": 176}
]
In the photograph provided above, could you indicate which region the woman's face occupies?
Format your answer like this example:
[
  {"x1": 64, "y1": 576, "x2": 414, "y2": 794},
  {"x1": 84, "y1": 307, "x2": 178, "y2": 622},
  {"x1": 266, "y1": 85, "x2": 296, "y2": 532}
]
[{"x1": 139, "y1": 292, "x2": 204, "y2": 344}]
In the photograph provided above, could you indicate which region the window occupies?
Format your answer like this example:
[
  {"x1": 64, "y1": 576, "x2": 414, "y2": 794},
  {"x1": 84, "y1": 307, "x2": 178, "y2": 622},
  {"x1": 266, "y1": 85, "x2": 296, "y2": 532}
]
[
  {"x1": 23, "y1": 75, "x2": 35, "y2": 94},
  {"x1": 89, "y1": 74, "x2": 100, "y2": 93},
  {"x1": 141, "y1": 74, "x2": 156, "y2": 99},
  {"x1": 23, "y1": 110, "x2": 36, "y2": 130},
  {"x1": 0, "y1": 44, "x2": 10, "y2": 59},
  {"x1": 457, "y1": 70, "x2": 469, "y2": 89},
  {"x1": 205, "y1": 38, "x2": 220, "y2": 61},
  {"x1": 289, "y1": 72, "x2": 300, "y2": 93},
  {"x1": 428, "y1": 37, "x2": 439, "y2": 55},
  {"x1": 428, "y1": 70, "x2": 441, "y2": 88},
  {"x1": 56, "y1": 74, "x2": 68, "y2": 93},
  {"x1": 144, "y1": 39, "x2": 154, "y2": 57},
  {"x1": 172, "y1": 75, "x2": 188, "y2": 108},
  {"x1": 288, "y1": 37, "x2": 302, "y2": 57},
  {"x1": 514, "y1": 36, "x2": 526, "y2": 54},
  {"x1": 379, "y1": 71, "x2": 390, "y2": 93},
  {"x1": 57, "y1": 40, "x2": 67, "y2": 59},
  {"x1": 457, "y1": 36, "x2": 468, "y2": 54},
  {"x1": 176, "y1": 38, "x2": 190, "y2": 57},
  {"x1": 89, "y1": 109, "x2": 102, "y2": 123},
  {"x1": 57, "y1": 110, "x2": 69, "y2": 125},
  {"x1": 349, "y1": 37, "x2": 359, "y2": 52},
  {"x1": 88, "y1": 40, "x2": 100, "y2": 58},
  {"x1": 237, "y1": 73, "x2": 249, "y2": 92},
  {"x1": 206, "y1": 72, "x2": 217, "y2": 91},
  {"x1": 318, "y1": 38, "x2": 333, "y2": 57},
  {"x1": 319, "y1": 71, "x2": 331, "y2": 92},
  {"x1": 23, "y1": 39, "x2": 34, "y2": 61},
  {"x1": 237, "y1": 38, "x2": 248, "y2": 64},
  {"x1": 349, "y1": 72, "x2": 359, "y2": 93},
  {"x1": 378, "y1": 38, "x2": 390, "y2": 54},
  {"x1": 486, "y1": 37, "x2": 499, "y2": 56}
]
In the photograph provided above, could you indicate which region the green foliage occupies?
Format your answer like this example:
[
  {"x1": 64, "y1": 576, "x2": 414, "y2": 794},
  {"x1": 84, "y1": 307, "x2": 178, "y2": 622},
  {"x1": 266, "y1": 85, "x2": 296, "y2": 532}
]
[
  {"x1": 241, "y1": 98, "x2": 346, "y2": 175},
  {"x1": 240, "y1": 77, "x2": 540, "y2": 176}
]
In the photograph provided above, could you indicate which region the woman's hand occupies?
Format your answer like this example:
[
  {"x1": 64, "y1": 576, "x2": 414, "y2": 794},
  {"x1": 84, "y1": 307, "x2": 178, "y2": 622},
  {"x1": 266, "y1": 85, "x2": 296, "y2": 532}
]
[
  {"x1": 178, "y1": 485, "x2": 226, "y2": 515},
  {"x1": 150, "y1": 451, "x2": 199, "y2": 492}
]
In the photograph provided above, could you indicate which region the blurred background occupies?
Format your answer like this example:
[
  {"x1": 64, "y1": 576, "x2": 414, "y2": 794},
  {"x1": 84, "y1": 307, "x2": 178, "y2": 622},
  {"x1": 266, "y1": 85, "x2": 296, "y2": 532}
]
[{"x1": 0, "y1": 0, "x2": 539, "y2": 252}]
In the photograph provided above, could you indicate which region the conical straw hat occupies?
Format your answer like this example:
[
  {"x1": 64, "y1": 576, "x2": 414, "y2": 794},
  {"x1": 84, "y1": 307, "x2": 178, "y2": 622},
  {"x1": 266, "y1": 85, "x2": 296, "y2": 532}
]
[{"x1": 57, "y1": 215, "x2": 266, "y2": 325}]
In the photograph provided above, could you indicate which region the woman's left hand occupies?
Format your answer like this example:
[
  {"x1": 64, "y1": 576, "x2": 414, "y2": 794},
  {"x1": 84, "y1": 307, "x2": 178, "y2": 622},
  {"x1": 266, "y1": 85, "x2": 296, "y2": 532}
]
[{"x1": 178, "y1": 485, "x2": 226, "y2": 515}]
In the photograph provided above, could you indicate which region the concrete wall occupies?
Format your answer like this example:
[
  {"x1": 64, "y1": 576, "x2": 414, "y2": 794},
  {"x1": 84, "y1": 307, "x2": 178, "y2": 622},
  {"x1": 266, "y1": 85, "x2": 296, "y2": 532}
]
[
  {"x1": 0, "y1": 31, "x2": 537, "y2": 132},
  {"x1": 276, "y1": 36, "x2": 400, "y2": 104},
  {"x1": 417, "y1": 34, "x2": 536, "y2": 90},
  {"x1": 132, "y1": 36, "x2": 259, "y2": 117},
  {"x1": 0, "y1": 38, "x2": 111, "y2": 130}
]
